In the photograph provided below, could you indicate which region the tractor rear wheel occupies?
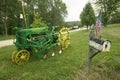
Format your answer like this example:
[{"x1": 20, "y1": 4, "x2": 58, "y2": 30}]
[
  {"x1": 12, "y1": 50, "x2": 30, "y2": 64},
  {"x1": 12, "y1": 50, "x2": 18, "y2": 63}
]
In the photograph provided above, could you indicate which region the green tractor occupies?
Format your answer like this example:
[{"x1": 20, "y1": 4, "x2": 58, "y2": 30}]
[{"x1": 12, "y1": 27, "x2": 70, "y2": 64}]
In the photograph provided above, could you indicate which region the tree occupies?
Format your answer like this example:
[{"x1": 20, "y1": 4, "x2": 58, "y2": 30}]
[
  {"x1": 80, "y1": 2, "x2": 96, "y2": 30},
  {"x1": 94, "y1": 0, "x2": 120, "y2": 26},
  {"x1": 21, "y1": 0, "x2": 36, "y2": 27},
  {"x1": 21, "y1": 0, "x2": 67, "y2": 28},
  {"x1": 38, "y1": 0, "x2": 67, "y2": 27},
  {"x1": 0, "y1": 0, "x2": 21, "y2": 36},
  {"x1": 109, "y1": 11, "x2": 120, "y2": 24},
  {"x1": 0, "y1": 0, "x2": 67, "y2": 35}
]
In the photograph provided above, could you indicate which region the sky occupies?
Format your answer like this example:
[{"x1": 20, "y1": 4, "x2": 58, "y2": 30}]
[{"x1": 62, "y1": 0, "x2": 89, "y2": 22}]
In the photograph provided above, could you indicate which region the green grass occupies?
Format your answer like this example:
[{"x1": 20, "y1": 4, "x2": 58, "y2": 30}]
[
  {"x1": 0, "y1": 35, "x2": 14, "y2": 41},
  {"x1": 0, "y1": 24, "x2": 120, "y2": 80}
]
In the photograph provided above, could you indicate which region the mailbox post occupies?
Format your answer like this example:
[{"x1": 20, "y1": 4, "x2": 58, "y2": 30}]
[{"x1": 88, "y1": 26, "x2": 111, "y2": 73}]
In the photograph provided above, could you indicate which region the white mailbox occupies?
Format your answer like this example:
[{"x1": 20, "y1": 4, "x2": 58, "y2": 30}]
[{"x1": 89, "y1": 38, "x2": 111, "y2": 52}]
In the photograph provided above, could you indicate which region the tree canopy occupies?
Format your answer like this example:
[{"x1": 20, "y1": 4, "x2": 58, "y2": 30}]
[
  {"x1": 0, "y1": 0, "x2": 67, "y2": 36},
  {"x1": 0, "y1": 0, "x2": 21, "y2": 36},
  {"x1": 80, "y1": 2, "x2": 96, "y2": 30},
  {"x1": 38, "y1": 0, "x2": 67, "y2": 27},
  {"x1": 109, "y1": 11, "x2": 120, "y2": 24},
  {"x1": 94, "y1": 0, "x2": 120, "y2": 26}
]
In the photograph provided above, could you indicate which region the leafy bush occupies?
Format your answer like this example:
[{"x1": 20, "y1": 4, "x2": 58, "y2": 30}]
[{"x1": 31, "y1": 14, "x2": 48, "y2": 28}]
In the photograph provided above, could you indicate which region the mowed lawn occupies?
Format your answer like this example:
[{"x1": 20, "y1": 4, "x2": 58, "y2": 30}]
[{"x1": 0, "y1": 24, "x2": 120, "y2": 80}]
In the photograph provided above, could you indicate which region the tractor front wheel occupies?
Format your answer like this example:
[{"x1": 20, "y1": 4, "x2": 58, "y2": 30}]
[{"x1": 58, "y1": 28, "x2": 70, "y2": 50}]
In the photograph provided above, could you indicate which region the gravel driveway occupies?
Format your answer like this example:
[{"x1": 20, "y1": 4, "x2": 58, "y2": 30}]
[{"x1": 0, "y1": 39, "x2": 14, "y2": 48}]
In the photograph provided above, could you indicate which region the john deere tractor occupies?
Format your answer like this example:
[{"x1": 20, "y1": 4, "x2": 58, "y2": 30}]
[{"x1": 12, "y1": 26, "x2": 70, "y2": 64}]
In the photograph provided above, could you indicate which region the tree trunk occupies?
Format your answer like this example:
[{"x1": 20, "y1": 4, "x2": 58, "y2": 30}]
[
  {"x1": 87, "y1": 25, "x2": 88, "y2": 30},
  {"x1": 4, "y1": 21, "x2": 8, "y2": 36},
  {"x1": 2, "y1": 31, "x2": 5, "y2": 36},
  {"x1": 2, "y1": 23, "x2": 5, "y2": 35},
  {"x1": 103, "y1": 20, "x2": 107, "y2": 27}
]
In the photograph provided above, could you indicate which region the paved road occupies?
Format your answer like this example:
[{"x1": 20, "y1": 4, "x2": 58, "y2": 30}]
[
  {"x1": 0, "y1": 27, "x2": 87, "y2": 48},
  {"x1": 70, "y1": 27, "x2": 86, "y2": 32}
]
